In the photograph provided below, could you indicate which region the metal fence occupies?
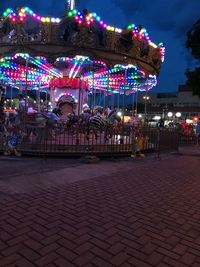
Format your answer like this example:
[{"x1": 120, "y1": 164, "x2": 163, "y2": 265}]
[
  {"x1": 0, "y1": 125, "x2": 179, "y2": 157},
  {"x1": 179, "y1": 133, "x2": 196, "y2": 145}
]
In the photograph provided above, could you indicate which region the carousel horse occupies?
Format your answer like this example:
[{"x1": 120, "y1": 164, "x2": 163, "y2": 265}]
[{"x1": 25, "y1": 112, "x2": 62, "y2": 142}]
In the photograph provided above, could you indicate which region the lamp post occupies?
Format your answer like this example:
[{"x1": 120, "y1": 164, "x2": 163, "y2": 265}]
[{"x1": 66, "y1": 0, "x2": 75, "y2": 10}]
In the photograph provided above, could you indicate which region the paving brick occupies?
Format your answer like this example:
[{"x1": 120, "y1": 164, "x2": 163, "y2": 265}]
[
  {"x1": 39, "y1": 242, "x2": 60, "y2": 256},
  {"x1": 24, "y1": 239, "x2": 43, "y2": 251},
  {"x1": 92, "y1": 257, "x2": 113, "y2": 267},
  {"x1": 111, "y1": 252, "x2": 130, "y2": 266},
  {"x1": 19, "y1": 247, "x2": 40, "y2": 261},
  {"x1": 41, "y1": 234, "x2": 61, "y2": 246},
  {"x1": 1, "y1": 154, "x2": 200, "y2": 266},
  {"x1": 147, "y1": 252, "x2": 163, "y2": 266},
  {"x1": 0, "y1": 240, "x2": 8, "y2": 250},
  {"x1": 74, "y1": 242, "x2": 93, "y2": 255},
  {"x1": 181, "y1": 252, "x2": 196, "y2": 265},
  {"x1": 73, "y1": 251, "x2": 95, "y2": 266},
  {"x1": 91, "y1": 246, "x2": 112, "y2": 261},
  {"x1": 1, "y1": 243, "x2": 24, "y2": 257},
  {"x1": 173, "y1": 244, "x2": 187, "y2": 255},
  {"x1": 109, "y1": 243, "x2": 125, "y2": 255},
  {"x1": 15, "y1": 258, "x2": 37, "y2": 267},
  {"x1": 0, "y1": 231, "x2": 12, "y2": 242},
  {"x1": 157, "y1": 247, "x2": 180, "y2": 260},
  {"x1": 56, "y1": 247, "x2": 77, "y2": 261},
  {"x1": 128, "y1": 257, "x2": 150, "y2": 267},
  {"x1": 142, "y1": 242, "x2": 157, "y2": 255},
  {"x1": 166, "y1": 236, "x2": 180, "y2": 246},
  {"x1": 120, "y1": 263, "x2": 132, "y2": 267},
  {"x1": 90, "y1": 238, "x2": 110, "y2": 250},
  {"x1": 54, "y1": 258, "x2": 77, "y2": 267},
  {"x1": 36, "y1": 252, "x2": 59, "y2": 266},
  {"x1": 0, "y1": 253, "x2": 21, "y2": 266}
]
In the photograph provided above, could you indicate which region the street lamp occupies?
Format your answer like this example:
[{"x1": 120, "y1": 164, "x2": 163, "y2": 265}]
[
  {"x1": 176, "y1": 112, "x2": 181, "y2": 118},
  {"x1": 167, "y1": 112, "x2": 173, "y2": 118}
]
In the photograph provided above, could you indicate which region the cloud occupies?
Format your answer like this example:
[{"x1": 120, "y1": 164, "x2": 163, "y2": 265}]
[{"x1": 109, "y1": 0, "x2": 200, "y2": 39}]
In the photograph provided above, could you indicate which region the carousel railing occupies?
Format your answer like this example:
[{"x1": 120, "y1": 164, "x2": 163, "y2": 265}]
[
  {"x1": 0, "y1": 123, "x2": 179, "y2": 157},
  {"x1": 0, "y1": 23, "x2": 156, "y2": 61}
]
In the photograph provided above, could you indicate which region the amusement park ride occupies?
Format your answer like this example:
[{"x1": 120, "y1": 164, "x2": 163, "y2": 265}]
[
  {"x1": 0, "y1": 0, "x2": 165, "y2": 113},
  {"x1": 0, "y1": 0, "x2": 171, "y2": 157}
]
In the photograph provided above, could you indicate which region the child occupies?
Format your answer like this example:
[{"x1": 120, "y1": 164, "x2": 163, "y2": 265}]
[
  {"x1": 4, "y1": 125, "x2": 22, "y2": 157},
  {"x1": 131, "y1": 131, "x2": 145, "y2": 159}
]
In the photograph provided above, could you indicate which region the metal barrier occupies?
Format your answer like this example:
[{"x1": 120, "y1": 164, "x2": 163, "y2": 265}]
[
  {"x1": 179, "y1": 134, "x2": 196, "y2": 145},
  {"x1": 0, "y1": 125, "x2": 179, "y2": 157}
]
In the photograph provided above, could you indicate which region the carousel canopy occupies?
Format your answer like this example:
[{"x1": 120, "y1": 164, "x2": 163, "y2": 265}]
[
  {"x1": 0, "y1": 5, "x2": 165, "y2": 94},
  {"x1": 0, "y1": 53, "x2": 157, "y2": 93}
]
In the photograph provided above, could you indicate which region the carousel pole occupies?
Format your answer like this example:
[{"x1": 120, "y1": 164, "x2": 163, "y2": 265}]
[
  {"x1": 78, "y1": 78, "x2": 82, "y2": 116},
  {"x1": 135, "y1": 88, "x2": 138, "y2": 117},
  {"x1": 93, "y1": 63, "x2": 97, "y2": 108},
  {"x1": 118, "y1": 86, "x2": 120, "y2": 110},
  {"x1": 103, "y1": 89, "x2": 106, "y2": 109},
  {"x1": 11, "y1": 85, "x2": 13, "y2": 108},
  {"x1": 123, "y1": 88, "x2": 125, "y2": 123},
  {"x1": 111, "y1": 91, "x2": 114, "y2": 110},
  {"x1": 38, "y1": 82, "x2": 41, "y2": 112},
  {"x1": 24, "y1": 58, "x2": 28, "y2": 113},
  {"x1": 45, "y1": 85, "x2": 48, "y2": 111},
  {"x1": 100, "y1": 89, "x2": 103, "y2": 106},
  {"x1": 91, "y1": 63, "x2": 95, "y2": 110},
  {"x1": 132, "y1": 88, "x2": 135, "y2": 117},
  {"x1": 81, "y1": 79, "x2": 84, "y2": 112},
  {"x1": 106, "y1": 72, "x2": 109, "y2": 109},
  {"x1": 123, "y1": 68, "x2": 128, "y2": 122}
]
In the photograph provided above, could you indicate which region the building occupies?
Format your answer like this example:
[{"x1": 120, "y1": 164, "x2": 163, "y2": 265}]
[{"x1": 138, "y1": 85, "x2": 200, "y2": 119}]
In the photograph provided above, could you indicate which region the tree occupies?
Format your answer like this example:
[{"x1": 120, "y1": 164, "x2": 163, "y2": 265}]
[{"x1": 185, "y1": 19, "x2": 200, "y2": 96}]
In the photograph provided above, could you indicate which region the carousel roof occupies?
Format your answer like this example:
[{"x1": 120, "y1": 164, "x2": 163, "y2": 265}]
[{"x1": 0, "y1": 6, "x2": 165, "y2": 93}]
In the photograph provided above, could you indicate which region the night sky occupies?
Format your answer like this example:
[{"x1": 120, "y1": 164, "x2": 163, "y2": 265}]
[{"x1": 0, "y1": 0, "x2": 199, "y2": 93}]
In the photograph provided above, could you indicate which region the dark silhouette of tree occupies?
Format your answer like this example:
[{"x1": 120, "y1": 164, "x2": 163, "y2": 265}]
[{"x1": 185, "y1": 19, "x2": 200, "y2": 96}]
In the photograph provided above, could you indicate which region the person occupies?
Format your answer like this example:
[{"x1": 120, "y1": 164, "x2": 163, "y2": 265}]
[
  {"x1": 195, "y1": 118, "x2": 200, "y2": 146},
  {"x1": 57, "y1": 95, "x2": 78, "y2": 125},
  {"x1": 158, "y1": 118, "x2": 165, "y2": 128},
  {"x1": 4, "y1": 125, "x2": 22, "y2": 157},
  {"x1": 131, "y1": 130, "x2": 145, "y2": 159}
]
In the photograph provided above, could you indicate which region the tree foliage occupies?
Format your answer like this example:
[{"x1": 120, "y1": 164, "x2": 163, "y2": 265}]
[
  {"x1": 186, "y1": 19, "x2": 200, "y2": 96},
  {"x1": 186, "y1": 19, "x2": 200, "y2": 60}
]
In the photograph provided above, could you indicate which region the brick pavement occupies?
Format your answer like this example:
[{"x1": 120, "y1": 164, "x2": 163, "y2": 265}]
[{"x1": 1, "y1": 155, "x2": 200, "y2": 266}]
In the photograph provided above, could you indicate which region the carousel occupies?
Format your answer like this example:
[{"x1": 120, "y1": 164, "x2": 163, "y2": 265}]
[{"x1": 0, "y1": 0, "x2": 167, "y2": 156}]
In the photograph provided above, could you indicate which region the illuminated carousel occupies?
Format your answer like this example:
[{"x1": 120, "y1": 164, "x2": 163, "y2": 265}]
[{"x1": 0, "y1": 0, "x2": 166, "y2": 156}]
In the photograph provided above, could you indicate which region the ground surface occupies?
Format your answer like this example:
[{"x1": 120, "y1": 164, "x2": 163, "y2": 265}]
[{"x1": 1, "y1": 148, "x2": 200, "y2": 267}]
